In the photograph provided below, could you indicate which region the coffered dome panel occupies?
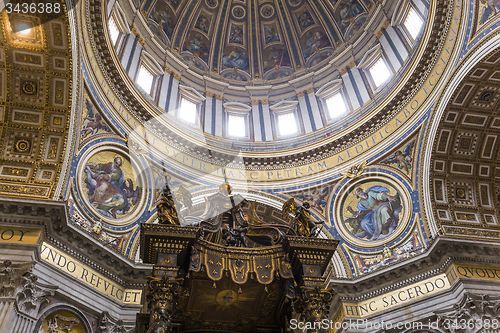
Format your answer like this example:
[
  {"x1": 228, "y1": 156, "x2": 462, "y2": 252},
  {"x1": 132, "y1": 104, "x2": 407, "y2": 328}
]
[
  {"x1": 0, "y1": 7, "x2": 75, "y2": 200},
  {"x1": 429, "y1": 48, "x2": 500, "y2": 240},
  {"x1": 144, "y1": 0, "x2": 366, "y2": 80}
]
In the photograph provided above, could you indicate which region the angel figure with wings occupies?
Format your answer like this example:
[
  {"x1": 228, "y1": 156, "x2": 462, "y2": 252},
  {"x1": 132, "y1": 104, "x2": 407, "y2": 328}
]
[
  {"x1": 282, "y1": 199, "x2": 321, "y2": 237},
  {"x1": 81, "y1": 100, "x2": 112, "y2": 138},
  {"x1": 294, "y1": 187, "x2": 330, "y2": 212},
  {"x1": 381, "y1": 140, "x2": 415, "y2": 174}
]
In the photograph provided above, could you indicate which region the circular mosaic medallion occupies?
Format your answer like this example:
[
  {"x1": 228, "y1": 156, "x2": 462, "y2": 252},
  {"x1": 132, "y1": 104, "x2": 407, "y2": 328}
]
[
  {"x1": 78, "y1": 146, "x2": 145, "y2": 224},
  {"x1": 333, "y1": 174, "x2": 411, "y2": 248},
  {"x1": 260, "y1": 4, "x2": 274, "y2": 18},
  {"x1": 232, "y1": 5, "x2": 246, "y2": 18},
  {"x1": 206, "y1": 0, "x2": 218, "y2": 8}
]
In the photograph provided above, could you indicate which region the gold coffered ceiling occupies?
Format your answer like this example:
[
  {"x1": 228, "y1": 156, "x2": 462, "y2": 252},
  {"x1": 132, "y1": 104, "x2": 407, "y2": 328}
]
[
  {"x1": 430, "y1": 48, "x2": 500, "y2": 239},
  {"x1": 0, "y1": 8, "x2": 73, "y2": 199}
]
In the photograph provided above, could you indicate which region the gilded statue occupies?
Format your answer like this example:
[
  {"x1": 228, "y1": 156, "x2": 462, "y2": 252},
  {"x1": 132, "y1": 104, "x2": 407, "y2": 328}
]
[
  {"x1": 157, "y1": 184, "x2": 180, "y2": 225},
  {"x1": 282, "y1": 199, "x2": 320, "y2": 237},
  {"x1": 157, "y1": 175, "x2": 192, "y2": 225}
]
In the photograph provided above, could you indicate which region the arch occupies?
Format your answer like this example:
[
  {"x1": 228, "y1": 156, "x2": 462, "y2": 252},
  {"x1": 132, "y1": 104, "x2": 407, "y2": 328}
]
[
  {"x1": 422, "y1": 32, "x2": 500, "y2": 236},
  {"x1": 33, "y1": 304, "x2": 92, "y2": 333}
]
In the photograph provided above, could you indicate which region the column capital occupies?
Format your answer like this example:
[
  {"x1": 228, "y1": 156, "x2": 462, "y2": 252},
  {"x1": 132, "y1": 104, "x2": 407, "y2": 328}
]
[
  {"x1": 173, "y1": 73, "x2": 182, "y2": 81},
  {"x1": 164, "y1": 66, "x2": 173, "y2": 74}
]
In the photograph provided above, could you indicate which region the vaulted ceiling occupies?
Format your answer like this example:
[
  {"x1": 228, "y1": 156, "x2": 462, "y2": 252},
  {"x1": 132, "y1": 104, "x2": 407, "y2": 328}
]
[
  {"x1": 0, "y1": 10, "x2": 73, "y2": 200},
  {"x1": 144, "y1": 0, "x2": 373, "y2": 80},
  {"x1": 430, "y1": 48, "x2": 500, "y2": 239}
]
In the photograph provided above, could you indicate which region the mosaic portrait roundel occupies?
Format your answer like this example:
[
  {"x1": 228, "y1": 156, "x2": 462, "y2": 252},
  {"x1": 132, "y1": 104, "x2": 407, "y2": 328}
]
[
  {"x1": 78, "y1": 147, "x2": 145, "y2": 224},
  {"x1": 334, "y1": 175, "x2": 411, "y2": 247}
]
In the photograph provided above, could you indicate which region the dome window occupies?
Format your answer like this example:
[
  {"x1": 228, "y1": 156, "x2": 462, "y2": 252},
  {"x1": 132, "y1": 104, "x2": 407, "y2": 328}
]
[
  {"x1": 179, "y1": 97, "x2": 198, "y2": 124},
  {"x1": 316, "y1": 79, "x2": 350, "y2": 123},
  {"x1": 107, "y1": 4, "x2": 130, "y2": 51},
  {"x1": 227, "y1": 115, "x2": 246, "y2": 138},
  {"x1": 108, "y1": 17, "x2": 120, "y2": 46},
  {"x1": 277, "y1": 112, "x2": 298, "y2": 137},
  {"x1": 136, "y1": 64, "x2": 155, "y2": 95},
  {"x1": 402, "y1": 6, "x2": 424, "y2": 42},
  {"x1": 223, "y1": 102, "x2": 251, "y2": 139},
  {"x1": 176, "y1": 86, "x2": 205, "y2": 127},
  {"x1": 358, "y1": 44, "x2": 393, "y2": 92},
  {"x1": 369, "y1": 57, "x2": 391, "y2": 89},
  {"x1": 326, "y1": 92, "x2": 347, "y2": 119}
]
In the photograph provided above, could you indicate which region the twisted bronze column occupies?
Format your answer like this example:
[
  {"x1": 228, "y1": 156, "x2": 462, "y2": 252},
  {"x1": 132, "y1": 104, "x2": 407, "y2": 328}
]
[{"x1": 145, "y1": 277, "x2": 184, "y2": 333}]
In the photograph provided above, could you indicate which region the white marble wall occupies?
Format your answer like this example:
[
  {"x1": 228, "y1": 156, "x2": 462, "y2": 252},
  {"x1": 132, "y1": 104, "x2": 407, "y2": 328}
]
[
  {"x1": 167, "y1": 77, "x2": 180, "y2": 115},
  {"x1": 261, "y1": 103, "x2": 273, "y2": 141},
  {"x1": 251, "y1": 104, "x2": 263, "y2": 141},
  {"x1": 157, "y1": 72, "x2": 171, "y2": 112},
  {"x1": 298, "y1": 95, "x2": 314, "y2": 134}
]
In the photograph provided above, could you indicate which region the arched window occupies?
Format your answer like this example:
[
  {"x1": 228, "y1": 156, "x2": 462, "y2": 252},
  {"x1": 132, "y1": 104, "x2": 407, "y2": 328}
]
[
  {"x1": 107, "y1": 3, "x2": 130, "y2": 52},
  {"x1": 177, "y1": 86, "x2": 205, "y2": 127},
  {"x1": 277, "y1": 112, "x2": 298, "y2": 137},
  {"x1": 368, "y1": 57, "x2": 392, "y2": 88},
  {"x1": 223, "y1": 102, "x2": 251, "y2": 139},
  {"x1": 135, "y1": 52, "x2": 163, "y2": 98},
  {"x1": 316, "y1": 79, "x2": 350, "y2": 122},
  {"x1": 402, "y1": 5, "x2": 424, "y2": 43},
  {"x1": 136, "y1": 64, "x2": 155, "y2": 95},
  {"x1": 108, "y1": 16, "x2": 120, "y2": 46},
  {"x1": 227, "y1": 114, "x2": 246, "y2": 137},
  {"x1": 358, "y1": 44, "x2": 394, "y2": 92}
]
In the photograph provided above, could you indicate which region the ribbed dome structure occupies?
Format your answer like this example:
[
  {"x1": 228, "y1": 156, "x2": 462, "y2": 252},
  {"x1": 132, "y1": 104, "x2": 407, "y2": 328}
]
[{"x1": 144, "y1": 0, "x2": 372, "y2": 81}]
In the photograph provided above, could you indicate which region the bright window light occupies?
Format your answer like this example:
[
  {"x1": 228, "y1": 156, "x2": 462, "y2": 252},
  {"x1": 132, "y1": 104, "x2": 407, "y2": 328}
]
[
  {"x1": 179, "y1": 98, "x2": 197, "y2": 124},
  {"x1": 16, "y1": 22, "x2": 32, "y2": 35},
  {"x1": 404, "y1": 7, "x2": 424, "y2": 40},
  {"x1": 326, "y1": 92, "x2": 347, "y2": 119},
  {"x1": 108, "y1": 17, "x2": 120, "y2": 45},
  {"x1": 369, "y1": 58, "x2": 391, "y2": 88},
  {"x1": 278, "y1": 112, "x2": 297, "y2": 136},
  {"x1": 137, "y1": 65, "x2": 154, "y2": 94},
  {"x1": 227, "y1": 115, "x2": 246, "y2": 137}
]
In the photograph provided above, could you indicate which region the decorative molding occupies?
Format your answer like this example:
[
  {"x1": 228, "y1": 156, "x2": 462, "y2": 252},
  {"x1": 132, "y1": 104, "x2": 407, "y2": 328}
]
[
  {"x1": 315, "y1": 79, "x2": 343, "y2": 98},
  {"x1": 178, "y1": 86, "x2": 206, "y2": 103},
  {"x1": 0, "y1": 198, "x2": 151, "y2": 288},
  {"x1": 435, "y1": 293, "x2": 500, "y2": 332},
  {"x1": 173, "y1": 73, "x2": 182, "y2": 81},
  {"x1": 269, "y1": 100, "x2": 299, "y2": 112},
  {"x1": 357, "y1": 44, "x2": 383, "y2": 69},
  {"x1": 222, "y1": 102, "x2": 252, "y2": 112},
  {"x1": 0, "y1": 260, "x2": 57, "y2": 318},
  {"x1": 98, "y1": 311, "x2": 134, "y2": 333}
]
